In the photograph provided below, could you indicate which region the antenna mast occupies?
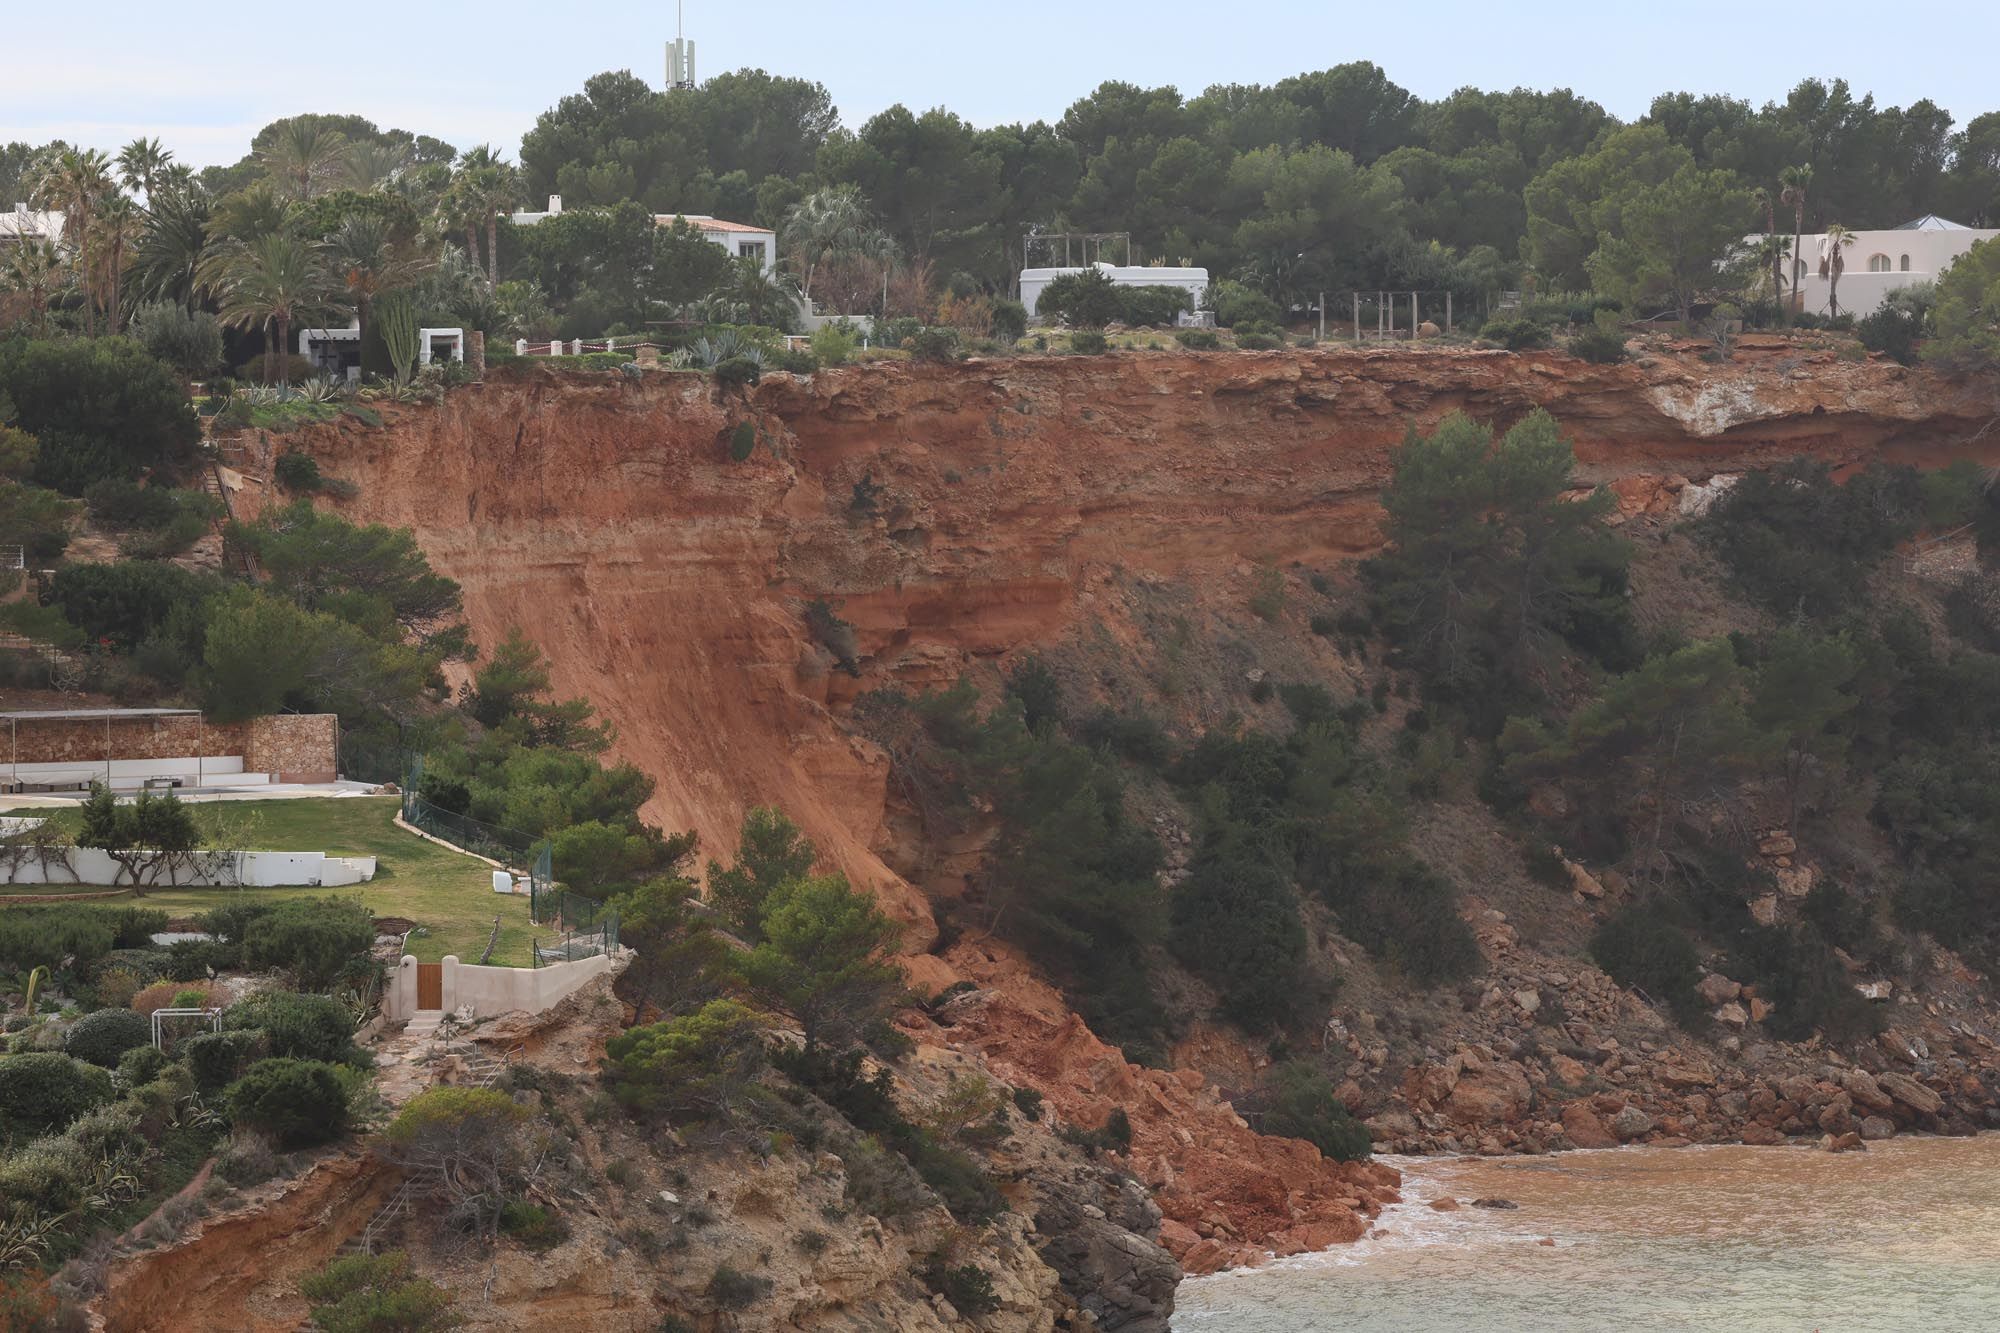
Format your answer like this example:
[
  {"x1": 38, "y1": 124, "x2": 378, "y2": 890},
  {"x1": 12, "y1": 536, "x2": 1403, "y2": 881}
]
[{"x1": 666, "y1": 1, "x2": 697, "y2": 91}]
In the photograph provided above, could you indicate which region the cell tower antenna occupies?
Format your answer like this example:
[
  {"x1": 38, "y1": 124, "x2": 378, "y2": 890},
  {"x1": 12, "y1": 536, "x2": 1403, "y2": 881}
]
[{"x1": 667, "y1": 1, "x2": 697, "y2": 92}]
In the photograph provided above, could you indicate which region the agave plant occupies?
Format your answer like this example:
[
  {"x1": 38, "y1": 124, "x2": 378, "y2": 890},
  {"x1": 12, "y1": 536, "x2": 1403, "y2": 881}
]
[
  {"x1": 0, "y1": 1209, "x2": 68, "y2": 1270},
  {"x1": 688, "y1": 331, "x2": 768, "y2": 370},
  {"x1": 298, "y1": 376, "x2": 346, "y2": 404}
]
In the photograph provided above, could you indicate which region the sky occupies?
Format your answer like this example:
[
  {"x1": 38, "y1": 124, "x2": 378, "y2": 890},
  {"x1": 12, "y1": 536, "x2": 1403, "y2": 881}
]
[{"x1": 2, "y1": 0, "x2": 1997, "y2": 171}]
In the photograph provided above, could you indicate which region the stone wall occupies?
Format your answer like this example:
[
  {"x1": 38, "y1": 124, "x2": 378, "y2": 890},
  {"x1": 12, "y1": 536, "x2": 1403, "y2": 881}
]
[{"x1": 0, "y1": 713, "x2": 338, "y2": 783}]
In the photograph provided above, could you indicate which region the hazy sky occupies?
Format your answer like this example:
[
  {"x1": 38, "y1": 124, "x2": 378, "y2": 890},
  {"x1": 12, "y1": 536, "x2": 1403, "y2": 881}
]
[{"x1": 3, "y1": 0, "x2": 1997, "y2": 170}]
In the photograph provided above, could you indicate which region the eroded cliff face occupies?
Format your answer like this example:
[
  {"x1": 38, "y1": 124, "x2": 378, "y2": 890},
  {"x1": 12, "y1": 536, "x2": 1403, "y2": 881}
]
[{"x1": 288, "y1": 344, "x2": 2000, "y2": 1267}]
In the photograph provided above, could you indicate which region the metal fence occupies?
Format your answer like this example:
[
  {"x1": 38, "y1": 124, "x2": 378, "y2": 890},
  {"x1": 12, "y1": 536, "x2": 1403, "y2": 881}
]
[{"x1": 401, "y1": 757, "x2": 543, "y2": 868}]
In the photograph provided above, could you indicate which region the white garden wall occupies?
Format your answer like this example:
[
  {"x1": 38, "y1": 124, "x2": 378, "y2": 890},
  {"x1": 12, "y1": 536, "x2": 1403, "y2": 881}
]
[
  {"x1": 384, "y1": 952, "x2": 618, "y2": 1022},
  {"x1": 0, "y1": 846, "x2": 375, "y2": 887}
]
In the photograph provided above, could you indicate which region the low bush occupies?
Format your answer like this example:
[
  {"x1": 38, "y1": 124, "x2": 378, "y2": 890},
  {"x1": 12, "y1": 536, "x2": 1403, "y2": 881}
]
[
  {"x1": 0, "y1": 1052, "x2": 115, "y2": 1134},
  {"x1": 909, "y1": 327, "x2": 962, "y2": 363},
  {"x1": 224, "y1": 991, "x2": 356, "y2": 1063},
  {"x1": 919, "y1": 1254, "x2": 1000, "y2": 1315},
  {"x1": 1480, "y1": 318, "x2": 1552, "y2": 350},
  {"x1": 989, "y1": 298, "x2": 1028, "y2": 343},
  {"x1": 712, "y1": 356, "x2": 761, "y2": 389},
  {"x1": 64, "y1": 1007, "x2": 152, "y2": 1068},
  {"x1": 1233, "y1": 329, "x2": 1284, "y2": 351},
  {"x1": 727, "y1": 421, "x2": 757, "y2": 462},
  {"x1": 1174, "y1": 329, "x2": 1220, "y2": 351},
  {"x1": 1565, "y1": 324, "x2": 1628, "y2": 364},
  {"x1": 1258, "y1": 1060, "x2": 1372, "y2": 1161},
  {"x1": 1010, "y1": 1086, "x2": 1043, "y2": 1121},
  {"x1": 1856, "y1": 304, "x2": 1923, "y2": 366},
  {"x1": 1590, "y1": 900, "x2": 1703, "y2": 1025},
  {"x1": 301, "y1": 1251, "x2": 458, "y2": 1333},
  {"x1": 1068, "y1": 330, "x2": 1108, "y2": 355},
  {"x1": 118, "y1": 1044, "x2": 170, "y2": 1086},
  {"x1": 498, "y1": 1200, "x2": 568, "y2": 1249},
  {"x1": 274, "y1": 452, "x2": 323, "y2": 493},
  {"x1": 707, "y1": 1262, "x2": 773, "y2": 1308},
  {"x1": 240, "y1": 898, "x2": 374, "y2": 991},
  {"x1": 185, "y1": 1029, "x2": 264, "y2": 1091},
  {"x1": 226, "y1": 1058, "x2": 350, "y2": 1148}
]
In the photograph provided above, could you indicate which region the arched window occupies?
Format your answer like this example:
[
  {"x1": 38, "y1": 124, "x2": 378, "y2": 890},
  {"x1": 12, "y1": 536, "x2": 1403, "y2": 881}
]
[
  {"x1": 1900, "y1": 254, "x2": 1911, "y2": 271},
  {"x1": 1867, "y1": 254, "x2": 1892, "y2": 273}
]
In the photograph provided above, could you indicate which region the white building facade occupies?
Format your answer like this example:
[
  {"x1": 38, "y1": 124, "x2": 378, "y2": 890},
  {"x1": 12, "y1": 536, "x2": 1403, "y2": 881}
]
[
  {"x1": 1774, "y1": 215, "x2": 1998, "y2": 318},
  {"x1": 0, "y1": 203, "x2": 66, "y2": 250},
  {"x1": 509, "y1": 195, "x2": 779, "y2": 277},
  {"x1": 298, "y1": 322, "x2": 464, "y2": 380},
  {"x1": 1020, "y1": 262, "x2": 1210, "y2": 320}
]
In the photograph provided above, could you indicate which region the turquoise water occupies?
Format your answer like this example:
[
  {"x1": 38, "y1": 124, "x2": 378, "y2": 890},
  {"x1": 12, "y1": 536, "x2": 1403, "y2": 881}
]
[{"x1": 1175, "y1": 1137, "x2": 2000, "y2": 1332}]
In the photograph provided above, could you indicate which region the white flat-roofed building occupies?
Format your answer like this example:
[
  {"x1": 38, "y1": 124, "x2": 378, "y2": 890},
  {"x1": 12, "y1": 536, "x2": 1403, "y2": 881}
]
[
  {"x1": 1761, "y1": 215, "x2": 1999, "y2": 318},
  {"x1": 1020, "y1": 261, "x2": 1210, "y2": 320}
]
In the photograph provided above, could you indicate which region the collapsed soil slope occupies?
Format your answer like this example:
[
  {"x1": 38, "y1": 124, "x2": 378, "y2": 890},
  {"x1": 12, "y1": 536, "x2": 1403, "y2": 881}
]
[
  {"x1": 299, "y1": 344, "x2": 1998, "y2": 943},
  {"x1": 284, "y1": 345, "x2": 1999, "y2": 1266}
]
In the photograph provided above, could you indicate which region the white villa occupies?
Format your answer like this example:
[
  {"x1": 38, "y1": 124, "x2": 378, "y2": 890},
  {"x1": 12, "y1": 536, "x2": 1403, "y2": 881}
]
[
  {"x1": 297, "y1": 322, "x2": 464, "y2": 380},
  {"x1": 509, "y1": 195, "x2": 779, "y2": 277},
  {"x1": 1769, "y1": 215, "x2": 1998, "y2": 318},
  {"x1": 1020, "y1": 261, "x2": 1211, "y2": 321},
  {"x1": 0, "y1": 203, "x2": 66, "y2": 250}
]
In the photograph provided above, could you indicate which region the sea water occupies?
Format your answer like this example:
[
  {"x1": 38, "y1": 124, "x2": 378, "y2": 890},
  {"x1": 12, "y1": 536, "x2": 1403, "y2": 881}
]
[{"x1": 1175, "y1": 1137, "x2": 2000, "y2": 1332}]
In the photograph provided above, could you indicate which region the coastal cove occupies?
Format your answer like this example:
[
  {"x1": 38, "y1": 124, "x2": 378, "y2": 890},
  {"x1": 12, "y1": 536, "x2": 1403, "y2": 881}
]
[{"x1": 1176, "y1": 1136, "x2": 2000, "y2": 1331}]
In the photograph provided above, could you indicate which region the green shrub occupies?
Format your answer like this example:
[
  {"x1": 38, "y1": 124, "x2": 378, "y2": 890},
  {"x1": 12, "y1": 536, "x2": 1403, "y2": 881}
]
[
  {"x1": 707, "y1": 1263, "x2": 772, "y2": 1308},
  {"x1": 728, "y1": 421, "x2": 757, "y2": 462},
  {"x1": 1565, "y1": 324, "x2": 1628, "y2": 364},
  {"x1": 118, "y1": 1044, "x2": 170, "y2": 1086},
  {"x1": 224, "y1": 991, "x2": 356, "y2": 1063},
  {"x1": 712, "y1": 356, "x2": 761, "y2": 389},
  {"x1": 226, "y1": 1058, "x2": 350, "y2": 1148},
  {"x1": 809, "y1": 324, "x2": 856, "y2": 366},
  {"x1": 63, "y1": 1007, "x2": 152, "y2": 1068},
  {"x1": 1259, "y1": 1060, "x2": 1372, "y2": 1161},
  {"x1": 0, "y1": 1053, "x2": 115, "y2": 1134},
  {"x1": 1037, "y1": 268, "x2": 1122, "y2": 328},
  {"x1": 301, "y1": 1251, "x2": 458, "y2": 1333},
  {"x1": 498, "y1": 1200, "x2": 568, "y2": 1249},
  {"x1": 909, "y1": 327, "x2": 962, "y2": 363},
  {"x1": 1729, "y1": 923, "x2": 1883, "y2": 1043},
  {"x1": 804, "y1": 599, "x2": 860, "y2": 673},
  {"x1": 1010, "y1": 1086, "x2": 1043, "y2": 1121},
  {"x1": 919, "y1": 1254, "x2": 1000, "y2": 1315},
  {"x1": 1117, "y1": 284, "x2": 1195, "y2": 328},
  {"x1": 1591, "y1": 901, "x2": 1703, "y2": 1025},
  {"x1": 1480, "y1": 318, "x2": 1552, "y2": 350},
  {"x1": 274, "y1": 452, "x2": 323, "y2": 492},
  {"x1": 1234, "y1": 330, "x2": 1284, "y2": 351},
  {"x1": 184, "y1": 1030, "x2": 263, "y2": 1090},
  {"x1": 1069, "y1": 330, "x2": 1108, "y2": 355},
  {"x1": 1700, "y1": 459, "x2": 1921, "y2": 619},
  {"x1": 1856, "y1": 304, "x2": 1923, "y2": 366},
  {"x1": 240, "y1": 898, "x2": 374, "y2": 990},
  {"x1": 0, "y1": 1136, "x2": 93, "y2": 1215},
  {"x1": 1210, "y1": 279, "x2": 1281, "y2": 329},
  {"x1": 989, "y1": 298, "x2": 1028, "y2": 343},
  {"x1": 1174, "y1": 328, "x2": 1220, "y2": 351}
]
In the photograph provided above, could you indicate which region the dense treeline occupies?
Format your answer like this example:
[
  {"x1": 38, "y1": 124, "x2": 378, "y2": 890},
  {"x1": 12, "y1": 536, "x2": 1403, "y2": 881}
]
[{"x1": 5, "y1": 64, "x2": 1998, "y2": 354}]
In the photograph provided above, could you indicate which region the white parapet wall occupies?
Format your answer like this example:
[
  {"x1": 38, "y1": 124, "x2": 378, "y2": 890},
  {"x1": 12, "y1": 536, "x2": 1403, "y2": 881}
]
[
  {"x1": 385, "y1": 952, "x2": 621, "y2": 1022},
  {"x1": 0, "y1": 845, "x2": 376, "y2": 887}
]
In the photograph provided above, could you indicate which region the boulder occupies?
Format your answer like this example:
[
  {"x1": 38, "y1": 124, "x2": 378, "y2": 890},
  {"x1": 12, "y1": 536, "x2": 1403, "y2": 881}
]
[
  {"x1": 1565, "y1": 860, "x2": 1605, "y2": 899},
  {"x1": 1447, "y1": 1060, "x2": 1533, "y2": 1125},
  {"x1": 1749, "y1": 997, "x2": 1775, "y2": 1024},
  {"x1": 1819, "y1": 1131, "x2": 1865, "y2": 1153},
  {"x1": 1469, "y1": 1198, "x2": 1520, "y2": 1210},
  {"x1": 1696, "y1": 974, "x2": 1743, "y2": 1006},
  {"x1": 1775, "y1": 864, "x2": 1816, "y2": 899},
  {"x1": 1859, "y1": 1115, "x2": 1896, "y2": 1141},
  {"x1": 1749, "y1": 895, "x2": 1779, "y2": 927},
  {"x1": 1713, "y1": 1002, "x2": 1749, "y2": 1029},
  {"x1": 1739, "y1": 1123, "x2": 1785, "y2": 1146},
  {"x1": 1611, "y1": 1106, "x2": 1656, "y2": 1141},
  {"x1": 1551, "y1": 1054, "x2": 1590, "y2": 1087},
  {"x1": 1514, "y1": 990, "x2": 1542, "y2": 1015},
  {"x1": 1561, "y1": 1101, "x2": 1618, "y2": 1149},
  {"x1": 1758, "y1": 833, "x2": 1797, "y2": 857},
  {"x1": 1428, "y1": 1197, "x2": 1461, "y2": 1212},
  {"x1": 1839, "y1": 1069, "x2": 1895, "y2": 1114},
  {"x1": 1877, "y1": 1072, "x2": 1943, "y2": 1117}
]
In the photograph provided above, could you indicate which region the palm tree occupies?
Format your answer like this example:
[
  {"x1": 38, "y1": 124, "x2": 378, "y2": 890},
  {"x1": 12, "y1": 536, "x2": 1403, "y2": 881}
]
[
  {"x1": 322, "y1": 214, "x2": 434, "y2": 351},
  {"x1": 1753, "y1": 186, "x2": 1787, "y2": 312},
  {"x1": 130, "y1": 179, "x2": 213, "y2": 308},
  {"x1": 452, "y1": 146, "x2": 519, "y2": 290},
  {"x1": 1779, "y1": 164, "x2": 1813, "y2": 324},
  {"x1": 343, "y1": 141, "x2": 412, "y2": 192},
  {"x1": 259, "y1": 120, "x2": 349, "y2": 201},
  {"x1": 722, "y1": 256, "x2": 800, "y2": 330},
  {"x1": 779, "y1": 186, "x2": 885, "y2": 304},
  {"x1": 1, "y1": 241, "x2": 67, "y2": 334},
  {"x1": 200, "y1": 232, "x2": 339, "y2": 386},
  {"x1": 116, "y1": 137, "x2": 173, "y2": 200},
  {"x1": 207, "y1": 182, "x2": 291, "y2": 246},
  {"x1": 1820, "y1": 223, "x2": 1855, "y2": 318},
  {"x1": 92, "y1": 195, "x2": 141, "y2": 333},
  {"x1": 33, "y1": 148, "x2": 112, "y2": 333}
]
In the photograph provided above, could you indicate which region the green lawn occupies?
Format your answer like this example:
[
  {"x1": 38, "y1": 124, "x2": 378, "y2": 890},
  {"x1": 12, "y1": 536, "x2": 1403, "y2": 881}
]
[{"x1": 0, "y1": 796, "x2": 536, "y2": 966}]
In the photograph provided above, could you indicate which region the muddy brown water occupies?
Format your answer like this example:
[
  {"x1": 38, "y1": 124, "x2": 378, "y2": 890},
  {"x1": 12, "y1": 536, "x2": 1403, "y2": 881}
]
[{"x1": 1175, "y1": 1137, "x2": 2000, "y2": 1331}]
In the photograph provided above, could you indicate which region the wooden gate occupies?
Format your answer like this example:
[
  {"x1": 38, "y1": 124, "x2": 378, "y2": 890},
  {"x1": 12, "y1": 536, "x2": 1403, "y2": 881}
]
[{"x1": 416, "y1": 963, "x2": 443, "y2": 1011}]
